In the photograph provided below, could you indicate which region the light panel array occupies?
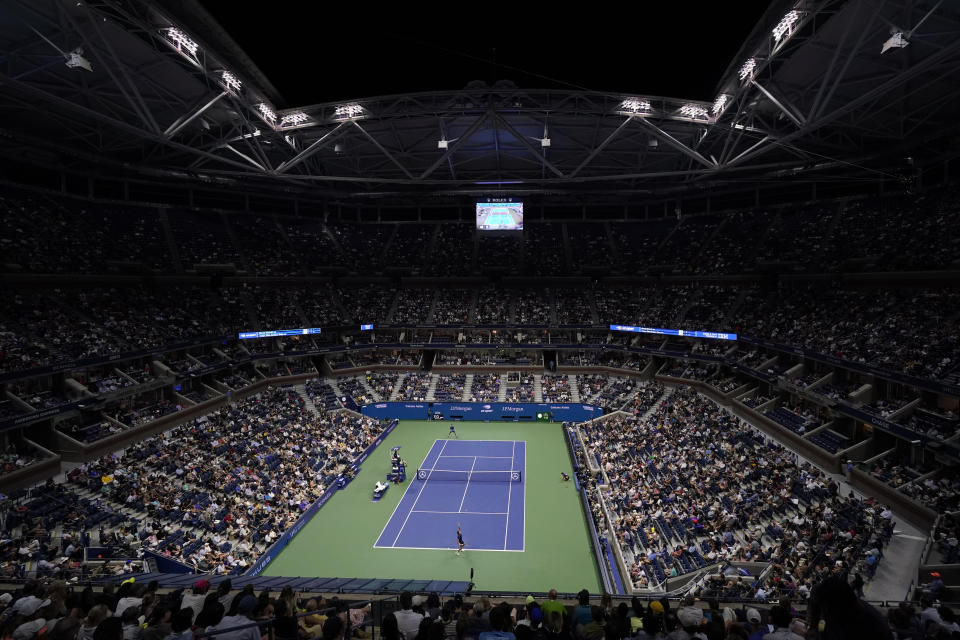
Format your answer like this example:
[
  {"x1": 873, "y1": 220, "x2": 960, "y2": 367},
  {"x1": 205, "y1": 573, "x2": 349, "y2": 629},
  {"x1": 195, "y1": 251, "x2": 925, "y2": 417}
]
[
  {"x1": 711, "y1": 94, "x2": 729, "y2": 115},
  {"x1": 679, "y1": 104, "x2": 709, "y2": 119},
  {"x1": 164, "y1": 28, "x2": 198, "y2": 57},
  {"x1": 773, "y1": 10, "x2": 801, "y2": 42},
  {"x1": 334, "y1": 104, "x2": 363, "y2": 119},
  {"x1": 256, "y1": 103, "x2": 277, "y2": 125},
  {"x1": 621, "y1": 98, "x2": 652, "y2": 113},
  {"x1": 220, "y1": 70, "x2": 242, "y2": 94},
  {"x1": 280, "y1": 112, "x2": 309, "y2": 127},
  {"x1": 739, "y1": 58, "x2": 757, "y2": 81}
]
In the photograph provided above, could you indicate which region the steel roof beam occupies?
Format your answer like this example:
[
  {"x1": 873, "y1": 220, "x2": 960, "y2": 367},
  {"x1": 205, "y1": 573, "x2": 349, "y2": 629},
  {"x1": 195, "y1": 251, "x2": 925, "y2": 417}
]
[
  {"x1": 489, "y1": 112, "x2": 564, "y2": 178},
  {"x1": 808, "y1": 0, "x2": 886, "y2": 122},
  {"x1": 750, "y1": 80, "x2": 806, "y2": 128},
  {"x1": 165, "y1": 90, "x2": 226, "y2": 138},
  {"x1": 632, "y1": 118, "x2": 715, "y2": 168},
  {"x1": 568, "y1": 116, "x2": 634, "y2": 179},
  {"x1": 274, "y1": 122, "x2": 349, "y2": 175},
  {"x1": 725, "y1": 33, "x2": 960, "y2": 170},
  {"x1": 0, "y1": 69, "x2": 260, "y2": 174},
  {"x1": 350, "y1": 120, "x2": 413, "y2": 180},
  {"x1": 418, "y1": 112, "x2": 489, "y2": 181},
  {"x1": 58, "y1": 4, "x2": 162, "y2": 135}
]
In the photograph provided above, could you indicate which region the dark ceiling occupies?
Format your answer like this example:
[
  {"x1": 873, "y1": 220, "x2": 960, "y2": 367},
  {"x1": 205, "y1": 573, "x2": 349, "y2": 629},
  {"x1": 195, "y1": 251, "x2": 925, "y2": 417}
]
[{"x1": 196, "y1": 1, "x2": 774, "y2": 108}]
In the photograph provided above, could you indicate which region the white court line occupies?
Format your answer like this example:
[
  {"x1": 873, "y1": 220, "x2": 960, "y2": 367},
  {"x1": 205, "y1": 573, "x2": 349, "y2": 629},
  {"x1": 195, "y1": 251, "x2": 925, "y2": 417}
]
[
  {"x1": 412, "y1": 510, "x2": 508, "y2": 515},
  {"x1": 503, "y1": 441, "x2": 516, "y2": 550},
  {"x1": 373, "y1": 439, "x2": 442, "y2": 547},
  {"x1": 383, "y1": 545, "x2": 524, "y2": 553},
  {"x1": 438, "y1": 455, "x2": 514, "y2": 459},
  {"x1": 457, "y1": 457, "x2": 477, "y2": 513},
  {"x1": 418, "y1": 468, "x2": 517, "y2": 474},
  {"x1": 382, "y1": 439, "x2": 447, "y2": 548},
  {"x1": 521, "y1": 440, "x2": 527, "y2": 553}
]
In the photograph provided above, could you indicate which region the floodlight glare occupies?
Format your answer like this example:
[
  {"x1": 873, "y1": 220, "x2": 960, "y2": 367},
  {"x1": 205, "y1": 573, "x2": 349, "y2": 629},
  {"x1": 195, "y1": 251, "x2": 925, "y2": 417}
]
[
  {"x1": 739, "y1": 58, "x2": 757, "y2": 81},
  {"x1": 711, "y1": 95, "x2": 729, "y2": 115},
  {"x1": 221, "y1": 70, "x2": 242, "y2": 94},
  {"x1": 621, "y1": 98, "x2": 652, "y2": 113},
  {"x1": 280, "y1": 112, "x2": 309, "y2": 126},
  {"x1": 679, "y1": 104, "x2": 709, "y2": 119},
  {"x1": 334, "y1": 104, "x2": 363, "y2": 119},
  {"x1": 772, "y1": 10, "x2": 800, "y2": 42},
  {"x1": 256, "y1": 103, "x2": 277, "y2": 125},
  {"x1": 881, "y1": 31, "x2": 909, "y2": 54},
  {"x1": 165, "y1": 27, "x2": 198, "y2": 57}
]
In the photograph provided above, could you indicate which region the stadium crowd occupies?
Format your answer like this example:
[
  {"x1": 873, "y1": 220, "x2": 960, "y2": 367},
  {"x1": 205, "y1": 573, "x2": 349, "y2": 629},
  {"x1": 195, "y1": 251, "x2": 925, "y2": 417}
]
[
  {"x1": 4, "y1": 387, "x2": 388, "y2": 574},
  {"x1": 580, "y1": 388, "x2": 894, "y2": 599}
]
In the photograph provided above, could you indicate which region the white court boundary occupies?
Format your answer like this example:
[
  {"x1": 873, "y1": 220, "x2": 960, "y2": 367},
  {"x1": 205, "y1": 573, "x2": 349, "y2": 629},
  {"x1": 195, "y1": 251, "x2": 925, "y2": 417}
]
[{"x1": 373, "y1": 438, "x2": 527, "y2": 552}]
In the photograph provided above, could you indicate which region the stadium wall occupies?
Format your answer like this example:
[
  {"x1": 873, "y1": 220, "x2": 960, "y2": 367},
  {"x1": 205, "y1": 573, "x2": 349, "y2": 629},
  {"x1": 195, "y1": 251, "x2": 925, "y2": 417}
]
[{"x1": 360, "y1": 401, "x2": 602, "y2": 422}]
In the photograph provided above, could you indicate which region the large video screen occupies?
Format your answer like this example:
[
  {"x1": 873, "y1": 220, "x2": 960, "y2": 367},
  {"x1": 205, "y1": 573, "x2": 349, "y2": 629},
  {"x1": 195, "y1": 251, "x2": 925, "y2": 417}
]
[{"x1": 476, "y1": 202, "x2": 523, "y2": 231}]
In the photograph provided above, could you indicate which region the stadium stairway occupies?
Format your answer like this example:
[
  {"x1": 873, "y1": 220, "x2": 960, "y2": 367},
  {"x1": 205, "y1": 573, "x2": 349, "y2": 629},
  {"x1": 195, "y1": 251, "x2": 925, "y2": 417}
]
[
  {"x1": 294, "y1": 383, "x2": 323, "y2": 416},
  {"x1": 327, "y1": 379, "x2": 346, "y2": 404},
  {"x1": 360, "y1": 377, "x2": 382, "y2": 402},
  {"x1": 425, "y1": 374, "x2": 439, "y2": 402},
  {"x1": 533, "y1": 375, "x2": 544, "y2": 402},
  {"x1": 467, "y1": 290, "x2": 479, "y2": 323},
  {"x1": 424, "y1": 291, "x2": 440, "y2": 324},
  {"x1": 498, "y1": 374, "x2": 508, "y2": 401},
  {"x1": 384, "y1": 294, "x2": 401, "y2": 324},
  {"x1": 158, "y1": 209, "x2": 183, "y2": 273},
  {"x1": 568, "y1": 374, "x2": 581, "y2": 402},
  {"x1": 643, "y1": 387, "x2": 675, "y2": 421},
  {"x1": 462, "y1": 374, "x2": 473, "y2": 401},
  {"x1": 388, "y1": 375, "x2": 405, "y2": 401}
]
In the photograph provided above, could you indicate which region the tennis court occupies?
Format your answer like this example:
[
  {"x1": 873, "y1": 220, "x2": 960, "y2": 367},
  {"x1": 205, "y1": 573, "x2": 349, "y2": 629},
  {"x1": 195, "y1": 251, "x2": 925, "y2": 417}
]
[
  {"x1": 375, "y1": 439, "x2": 526, "y2": 551},
  {"x1": 261, "y1": 420, "x2": 600, "y2": 592}
]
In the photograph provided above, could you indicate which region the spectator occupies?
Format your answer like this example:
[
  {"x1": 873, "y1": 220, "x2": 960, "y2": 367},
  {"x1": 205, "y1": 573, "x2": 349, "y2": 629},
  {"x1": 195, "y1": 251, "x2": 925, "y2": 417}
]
[
  {"x1": 180, "y1": 581, "x2": 209, "y2": 621},
  {"x1": 761, "y1": 606, "x2": 802, "y2": 640},
  {"x1": 207, "y1": 595, "x2": 260, "y2": 640},
  {"x1": 479, "y1": 608, "x2": 515, "y2": 640},
  {"x1": 395, "y1": 593, "x2": 425, "y2": 640}
]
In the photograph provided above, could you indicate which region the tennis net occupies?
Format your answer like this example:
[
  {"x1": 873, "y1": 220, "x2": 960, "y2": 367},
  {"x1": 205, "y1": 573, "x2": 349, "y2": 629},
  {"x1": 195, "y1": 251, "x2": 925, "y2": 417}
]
[{"x1": 416, "y1": 468, "x2": 521, "y2": 483}]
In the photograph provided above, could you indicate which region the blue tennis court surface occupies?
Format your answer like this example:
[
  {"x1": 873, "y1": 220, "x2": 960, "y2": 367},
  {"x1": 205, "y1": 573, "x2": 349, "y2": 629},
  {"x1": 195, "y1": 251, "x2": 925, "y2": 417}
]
[{"x1": 375, "y1": 440, "x2": 526, "y2": 551}]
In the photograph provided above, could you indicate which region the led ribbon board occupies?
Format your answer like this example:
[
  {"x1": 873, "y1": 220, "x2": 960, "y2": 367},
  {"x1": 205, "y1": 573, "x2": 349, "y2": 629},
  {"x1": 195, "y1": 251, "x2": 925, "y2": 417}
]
[
  {"x1": 238, "y1": 328, "x2": 323, "y2": 339},
  {"x1": 610, "y1": 324, "x2": 737, "y2": 341}
]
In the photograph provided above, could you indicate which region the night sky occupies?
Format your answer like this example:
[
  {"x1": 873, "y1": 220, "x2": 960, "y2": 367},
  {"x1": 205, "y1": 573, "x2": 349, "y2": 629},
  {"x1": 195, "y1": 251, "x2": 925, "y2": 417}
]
[{"x1": 198, "y1": 3, "x2": 775, "y2": 109}]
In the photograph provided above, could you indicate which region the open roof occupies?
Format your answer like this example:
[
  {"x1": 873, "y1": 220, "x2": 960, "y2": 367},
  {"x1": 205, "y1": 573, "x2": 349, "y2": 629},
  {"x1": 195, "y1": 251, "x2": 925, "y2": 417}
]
[{"x1": 1, "y1": 0, "x2": 958, "y2": 203}]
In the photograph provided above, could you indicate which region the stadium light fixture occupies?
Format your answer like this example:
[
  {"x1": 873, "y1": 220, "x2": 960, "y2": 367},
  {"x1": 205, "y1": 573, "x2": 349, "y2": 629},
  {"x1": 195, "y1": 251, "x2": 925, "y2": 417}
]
[
  {"x1": 334, "y1": 104, "x2": 364, "y2": 119},
  {"x1": 279, "y1": 112, "x2": 310, "y2": 127},
  {"x1": 65, "y1": 47, "x2": 92, "y2": 72},
  {"x1": 256, "y1": 103, "x2": 277, "y2": 125},
  {"x1": 739, "y1": 58, "x2": 757, "y2": 82},
  {"x1": 220, "y1": 70, "x2": 242, "y2": 94},
  {"x1": 772, "y1": 10, "x2": 800, "y2": 42},
  {"x1": 620, "y1": 98, "x2": 652, "y2": 113},
  {"x1": 437, "y1": 139, "x2": 449, "y2": 149},
  {"x1": 679, "y1": 104, "x2": 709, "y2": 119},
  {"x1": 881, "y1": 31, "x2": 909, "y2": 54},
  {"x1": 164, "y1": 27, "x2": 198, "y2": 57},
  {"x1": 711, "y1": 94, "x2": 729, "y2": 116}
]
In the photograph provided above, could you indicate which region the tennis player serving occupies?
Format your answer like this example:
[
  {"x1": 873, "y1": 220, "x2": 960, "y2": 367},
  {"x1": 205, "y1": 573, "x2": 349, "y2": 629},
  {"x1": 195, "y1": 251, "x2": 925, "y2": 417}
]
[{"x1": 456, "y1": 523, "x2": 465, "y2": 555}]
